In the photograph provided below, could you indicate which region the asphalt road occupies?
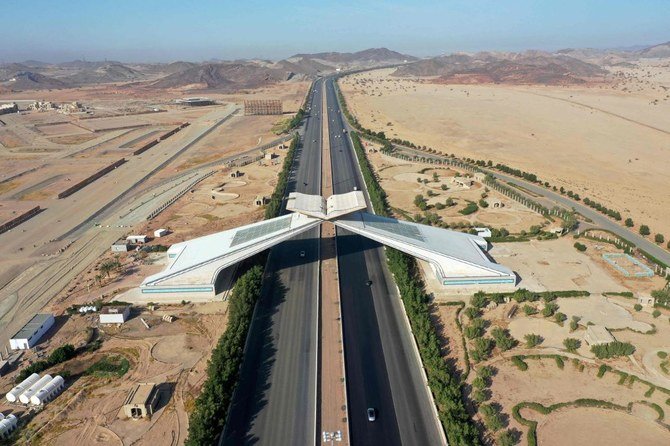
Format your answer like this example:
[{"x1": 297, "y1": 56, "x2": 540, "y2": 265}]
[
  {"x1": 396, "y1": 144, "x2": 670, "y2": 268},
  {"x1": 222, "y1": 79, "x2": 323, "y2": 445},
  {"x1": 325, "y1": 78, "x2": 444, "y2": 445}
]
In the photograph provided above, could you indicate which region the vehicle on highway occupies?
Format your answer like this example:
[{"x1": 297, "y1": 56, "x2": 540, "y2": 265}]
[
  {"x1": 299, "y1": 251, "x2": 306, "y2": 258},
  {"x1": 367, "y1": 408, "x2": 377, "y2": 422},
  {"x1": 365, "y1": 280, "x2": 372, "y2": 287}
]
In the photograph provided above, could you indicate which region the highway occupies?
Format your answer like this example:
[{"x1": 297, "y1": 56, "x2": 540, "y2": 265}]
[
  {"x1": 222, "y1": 79, "x2": 323, "y2": 445},
  {"x1": 325, "y1": 78, "x2": 445, "y2": 445}
]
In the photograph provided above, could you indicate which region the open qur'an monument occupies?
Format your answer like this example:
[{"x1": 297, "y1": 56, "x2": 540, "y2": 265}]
[{"x1": 139, "y1": 191, "x2": 516, "y2": 301}]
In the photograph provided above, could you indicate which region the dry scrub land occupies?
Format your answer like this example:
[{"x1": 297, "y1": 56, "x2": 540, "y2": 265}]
[{"x1": 340, "y1": 64, "x2": 670, "y2": 238}]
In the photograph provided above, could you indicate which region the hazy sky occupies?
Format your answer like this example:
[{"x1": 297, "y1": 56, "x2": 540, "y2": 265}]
[{"x1": 2, "y1": 0, "x2": 668, "y2": 63}]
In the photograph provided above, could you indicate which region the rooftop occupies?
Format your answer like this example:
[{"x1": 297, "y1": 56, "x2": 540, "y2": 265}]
[
  {"x1": 12, "y1": 314, "x2": 53, "y2": 340},
  {"x1": 124, "y1": 383, "x2": 156, "y2": 406}
]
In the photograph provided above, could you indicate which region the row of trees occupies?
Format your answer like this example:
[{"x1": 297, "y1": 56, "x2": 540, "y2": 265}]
[
  {"x1": 351, "y1": 130, "x2": 481, "y2": 445},
  {"x1": 264, "y1": 134, "x2": 299, "y2": 219},
  {"x1": 185, "y1": 265, "x2": 264, "y2": 445},
  {"x1": 582, "y1": 197, "x2": 621, "y2": 221},
  {"x1": 16, "y1": 344, "x2": 77, "y2": 383}
]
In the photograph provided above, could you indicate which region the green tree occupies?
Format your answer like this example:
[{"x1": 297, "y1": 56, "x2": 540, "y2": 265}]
[
  {"x1": 524, "y1": 333, "x2": 543, "y2": 348},
  {"x1": 471, "y1": 337, "x2": 494, "y2": 362},
  {"x1": 640, "y1": 225, "x2": 651, "y2": 236},
  {"x1": 591, "y1": 341, "x2": 635, "y2": 359},
  {"x1": 542, "y1": 302, "x2": 559, "y2": 317},
  {"x1": 491, "y1": 327, "x2": 517, "y2": 352},
  {"x1": 471, "y1": 292, "x2": 489, "y2": 309},
  {"x1": 445, "y1": 197, "x2": 455, "y2": 207},
  {"x1": 634, "y1": 303, "x2": 643, "y2": 312},
  {"x1": 625, "y1": 218, "x2": 634, "y2": 227},
  {"x1": 480, "y1": 403, "x2": 504, "y2": 432},
  {"x1": 523, "y1": 304, "x2": 537, "y2": 316},
  {"x1": 655, "y1": 233, "x2": 665, "y2": 244},
  {"x1": 652, "y1": 309, "x2": 661, "y2": 318},
  {"x1": 569, "y1": 316, "x2": 581, "y2": 332},
  {"x1": 563, "y1": 338, "x2": 581, "y2": 353},
  {"x1": 465, "y1": 318, "x2": 486, "y2": 339},
  {"x1": 555, "y1": 312, "x2": 568, "y2": 324},
  {"x1": 497, "y1": 430, "x2": 517, "y2": 446},
  {"x1": 464, "y1": 307, "x2": 481, "y2": 320}
]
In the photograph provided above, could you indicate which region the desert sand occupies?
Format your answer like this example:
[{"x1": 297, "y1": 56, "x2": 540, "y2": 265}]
[{"x1": 340, "y1": 66, "x2": 670, "y2": 238}]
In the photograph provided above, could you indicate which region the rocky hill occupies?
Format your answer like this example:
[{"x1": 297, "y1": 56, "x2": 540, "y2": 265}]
[
  {"x1": 393, "y1": 51, "x2": 607, "y2": 85},
  {"x1": 636, "y1": 41, "x2": 670, "y2": 58},
  {"x1": 288, "y1": 47, "x2": 416, "y2": 69},
  {"x1": 149, "y1": 62, "x2": 295, "y2": 90},
  {"x1": 0, "y1": 70, "x2": 70, "y2": 90}
]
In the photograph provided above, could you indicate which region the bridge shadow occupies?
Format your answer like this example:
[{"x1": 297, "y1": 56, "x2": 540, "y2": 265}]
[{"x1": 221, "y1": 268, "x2": 287, "y2": 446}]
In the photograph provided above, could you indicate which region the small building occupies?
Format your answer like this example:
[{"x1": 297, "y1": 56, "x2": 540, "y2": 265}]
[
  {"x1": 99, "y1": 305, "x2": 131, "y2": 324},
  {"x1": 474, "y1": 227, "x2": 492, "y2": 238},
  {"x1": 126, "y1": 235, "x2": 148, "y2": 244},
  {"x1": 451, "y1": 177, "x2": 473, "y2": 188},
  {"x1": 230, "y1": 170, "x2": 242, "y2": 178},
  {"x1": 111, "y1": 239, "x2": 130, "y2": 253},
  {"x1": 490, "y1": 199, "x2": 504, "y2": 208},
  {"x1": 637, "y1": 295, "x2": 655, "y2": 307},
  {"x1": 153, "y1": 228, "x2": 169, "y2": 238},
  {"x1": 10, "y1": 314, "x2": 55, "y2": 350},
  {"x1": 474, "y1": 172, "x2": 487, "y2": 182},
  {"x1": 584, "y1": 325, "x2": 615, "y2": 346},
  {"x1": 175, "y1": 97, "x2": 214, "y2": 106},
  {"x1": 254, "y1": 196, "x2": 270, "y2": 206},
  {"x1": 264, "y1": 152, "x2": 277, "y2": 160},
  {"x1": 548, "y1": 226, "x2": 565, "y2": 236},
  {"x1": 123, "y1": 383, "x2": 160, "y2": 419}
]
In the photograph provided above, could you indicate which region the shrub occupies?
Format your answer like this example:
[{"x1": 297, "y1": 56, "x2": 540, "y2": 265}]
[
  {"x1": 525, "y1": 334, "x2": 543, "y2": 348},
  {"x1": 640, "y1": 225, "x2": 650, "y2": 236},
  {"x1": 657, "y1": 351, "x2": 668, "y2": 359},
  {"x1": 459, "y1": 201, "x2": 479, "y2": 215},
  {"x1": 591, "y1": 341, "x2": 635, "y2": 359},
  {"x1": 574, "y1": 242, "x2": 587, "y2": 252},
  {"x1": 497, "y1": 429, "x2": 517, "y2": 446},
  {"x1": 512, "y1": 356, "x2": 528, "y2": 371},
  {"x1": 491, "y1": 327, "x2": 517, "y2": 352},
  {"x1": 464, "y1": 306, "x2": 481, "y2": 320},
  {"x1": 554, "y1": 312, "x2": 567, "y2": 324},
  {"x1": 655, "y1": 233, "x2": 665, "y2": 244},
  {"x1": 653, "y1": 309, "x2": 661, "y2": 318},
  {"x1": 471, "y1": 337, "x2": 494, "y2": 362},
  {"x1": 86, "y1": 355, "x2": 130, "y2": 377},
  {"x1": 523, "y1": 304, "x2": 538, "y2": 316},
  {"x1": 563, "y1": 338, "x2": 581, "y2": 353},
  {"x1": 569, "y1": 316, "x2": 581, "y2": 332},
  {"x1": 471, "y1": 292, "x2": 489, "y2": 309},
  {"x1": 634, "y1": 303, "x2": 643, "y2": 312},
  {"x1": 480, "y1": 403, "x2": 504, "y2": 432},
  {"x1": 15, "y1": 343, "x2": 78, "y2": 383},
  {"x1": 464, "y1": 318, "x2": 486, "y2": 339},
  {"x1": 477, "y1": 365, "x2": 495, "y2": 380},
  {"x1": 542, "y1": 302, "x2": 559, "y2": 317},
  {"x1": 472, "y1": 376, "x2": 486, "y2": 389},
  {"x1": 472, "y1": 389, "x2": 488, "y2": 403}
]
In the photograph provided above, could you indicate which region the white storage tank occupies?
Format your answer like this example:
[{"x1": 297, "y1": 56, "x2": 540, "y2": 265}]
[
  {"x1": 18, "y1": 374, "x2": 52, "y2": 404},
  {"x1": 0, "y1": 414, "x2": 17, "y2": 439},
  {"x1": 30, "y1": 375, "x2": 65, "y2": 406},
  {"x1": 6, "y1": 373, "x2": 40, "y2": 403}
]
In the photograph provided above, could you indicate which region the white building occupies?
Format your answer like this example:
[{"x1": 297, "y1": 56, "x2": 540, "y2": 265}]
[
  {"x1": 153, "y1": 228, "x2": 168, "y2": 238},
  {"x1": 126, "y1": 235, "x2": 148, "y2": 244},
  {"x1": 474, "y1": 227, "x2": 492, "y2": 238},
  {"x1": 10, "y1": 314, "x2": 55, "y2": 350},
  {"x1": 139, "y1": 191, "x2": 515, "y2": 301},
  {"x1": 99, "y1": 305, "x2": 131, "y2": 324}
]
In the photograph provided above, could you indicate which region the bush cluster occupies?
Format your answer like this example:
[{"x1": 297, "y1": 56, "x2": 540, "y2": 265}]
[
  {"x1": 264, "y1": 134, "x2": 299, "y2": 219},
  {"x1": 16, "y1": 344, "x2": 77, "y2": 383},
  {"x1": 590, "y1": 341, "x2": 635, "y2": 359}
]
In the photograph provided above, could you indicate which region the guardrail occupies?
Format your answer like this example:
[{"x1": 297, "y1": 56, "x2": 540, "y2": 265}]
[
  {"x1": 146, "y1": 170, "x2": 216, "y2": 220},
  {"x1": 0, "y1": 206, "x2": 42, "y2": 235},
  {"x1": 57, "y1": 158, "x2": 127, "y2": 199}
]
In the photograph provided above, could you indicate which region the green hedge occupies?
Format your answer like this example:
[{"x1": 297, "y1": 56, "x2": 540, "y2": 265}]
[
  {"x1": 15, "y1": 344, "x2": 77, "y2": 383},
  {"x1": 264, "y1": 134, "x2": 299, "y2": 219},
  {"x1": 185, "y1": 265, "x2": 264, "y2": 445},
  {"x1": 351, "y1": 130, "x2": 480, "y2": 445}
]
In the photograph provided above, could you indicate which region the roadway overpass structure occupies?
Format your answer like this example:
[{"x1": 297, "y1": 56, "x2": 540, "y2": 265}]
[{"x1": 139, "y1": 190, "x2": 514, "y2": 299}]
